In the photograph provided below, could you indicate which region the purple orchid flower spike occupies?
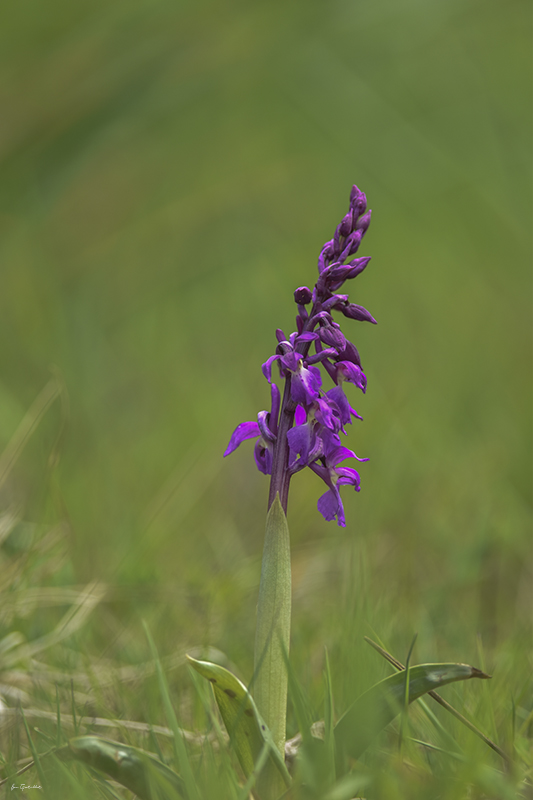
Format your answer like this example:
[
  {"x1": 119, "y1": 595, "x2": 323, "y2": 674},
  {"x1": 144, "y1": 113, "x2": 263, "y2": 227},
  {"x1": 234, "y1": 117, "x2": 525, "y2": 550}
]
[{"x1": 224, "y1": 184, "x2": 375, "y2": 525}]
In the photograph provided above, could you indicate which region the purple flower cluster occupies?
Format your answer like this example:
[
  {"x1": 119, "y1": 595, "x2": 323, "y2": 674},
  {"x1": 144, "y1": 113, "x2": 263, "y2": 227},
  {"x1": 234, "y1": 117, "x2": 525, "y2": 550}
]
[{"x1": 224, "y1": 186, "x2": 375, "y2": 526}]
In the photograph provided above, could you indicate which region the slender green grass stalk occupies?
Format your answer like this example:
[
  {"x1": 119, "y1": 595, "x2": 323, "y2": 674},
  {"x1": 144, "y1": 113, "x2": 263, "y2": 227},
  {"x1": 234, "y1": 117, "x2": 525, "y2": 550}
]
[
  {"x1": 144, "y1": 623, "x2": 201, "y2": 800},
  {"x1": 55, "y1": 684, "x2": 62, "y2": 750},
  {"x1": 20, "y1": 707, "x2": 47, "y2": 791},
  {"x1": 70, "y1": 680, "x2": 78, "y2": 737},
  {"x1": 399, "y1": 633, "x2": 417, "y2": 753},
  {"x1": 323, "y1": 648, "x2": 336, "y2": 786}
]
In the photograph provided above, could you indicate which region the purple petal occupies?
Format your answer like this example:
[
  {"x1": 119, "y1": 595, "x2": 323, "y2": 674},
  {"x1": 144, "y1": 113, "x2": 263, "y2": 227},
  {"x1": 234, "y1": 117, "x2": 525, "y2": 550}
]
[
  {"x1": 224, "y1": 421, "x2": 260, "y2": 457},
  {"x1": 355, "y1": 209, "x2": 371, "y2": 233},
  {"x1": 326, "y1": 386, "x2": 362, "y2": 425},
  {"x1": 336, "y1": 340, "x2": 362, "y2": 368},
  {"x1": 326, "y1": 445, "x2": 357, "y2": 466},
  {"x1": 280, "y1": 351, "x2": 300, "y2": 373},
  {"x1": 336, "y1": 467, "x2": 362, "y2": 488},
  {"x1": 341, "y1": 303, "x2": 377, "y2": 324},
  {"x1": 269, "y1": 383, "x2": 281, "y2": 435},
  {"x1": 322, "y1": 294, "x2": 348, "y2": 312},
  {"x1": 257, "y1": 410, "x2": 276, "y2": 443},
  {"x1": 336, "y1": 361, "x2": 367, "y2": 393},
  {"x1": 297, "y1": 331, "x2": 320, "y2": 343},
  {"x1": 262, "y1": 355, "x2": 280, "y2": 382},
  {"x1": 287, "y1": 423, "x2": 313, "y2": 465},
  {"x1": 319, "y1": 324, "x2": 346, "y2": 351},
  {"x1": 254, "y1": 439, "x2": 272, "y2": 474},
  {"x1": 346, "y1": 256, "x2": 371, "y2": 278},
  {"x1": 306, "y1": 347, "x2": 337, "y2": 365},
  {"x1": 320, "y1": 426, "x2": 342, "y2": 449},
  {"x1": 350, "y1": 185, "x2": 367, "y2": 217},
  {"x1": 290, "y1": 364, "x2": 321, "y2": 406},
  {"x1": 317, "y1": 487, "x2": 346, "y2": 527},
  {"x1": 338, "y1": 210, "x2": 355, "y2": 237},
  {"x1": 318, "y1": 240, "x2": 335, "y2": 273},
  {"x1": 340, "y1": 230, "x2": 363, "y2": 261},
  {"x1": 327, "y1": 264, "x2": 353, "y2": 283},
  {"x1": 314, "y1": 397, "x2": 342, "y2": 431},
  {"x1": 295, "y1": 404, "x2": 307, "y2": 426}
]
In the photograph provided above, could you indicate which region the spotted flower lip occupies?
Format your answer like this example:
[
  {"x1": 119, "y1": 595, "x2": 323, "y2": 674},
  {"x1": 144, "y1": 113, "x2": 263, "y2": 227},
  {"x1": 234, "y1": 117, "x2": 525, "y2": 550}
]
[{"x1": 224, "y1": 184, "x2": 375, "y2": 524}]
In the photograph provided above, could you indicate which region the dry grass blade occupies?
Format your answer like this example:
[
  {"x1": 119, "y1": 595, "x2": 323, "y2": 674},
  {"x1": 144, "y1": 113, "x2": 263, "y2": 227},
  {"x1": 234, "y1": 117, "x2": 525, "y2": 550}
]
[
  {"x1": 0, "y1": 378, "x2": 61, "y2": 491},
  {"x1": 364, "y1": 636, "x2": 510, "y2": 765},
  {"x1": 1, "y1": 586, "x2": 101, "y2": 621},
  {"x1": 0, "y1": 746, "x2": 59, "y2": 788},
  {"x1": 2, "y1": 581, "x2": 106, "y2": 668},
  {"x1": 0, "y1": 707, "x2": 217, "y2": 745},
  {"x1": 0, "y1": 506, "x2": 22, "y2": 548}
]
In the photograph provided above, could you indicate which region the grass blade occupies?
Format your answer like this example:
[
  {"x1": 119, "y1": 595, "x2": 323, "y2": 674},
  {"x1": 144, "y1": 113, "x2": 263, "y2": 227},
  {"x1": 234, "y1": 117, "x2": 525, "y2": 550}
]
[
  {"x1": 144, "y1": 623, "x2": 200, "y2": 800},
  {"x1": 0, "y1": 378, "x2": 60, "y2": 491},
  {"x1": 398, "y1": 633, "x2": 417, "y2": 754},
  {"x1": 323, "y1": 648, "x2": 336, "y2": 785},
  {"x1": 20, "y1": 707, "x2": 47, "y2": 791}
]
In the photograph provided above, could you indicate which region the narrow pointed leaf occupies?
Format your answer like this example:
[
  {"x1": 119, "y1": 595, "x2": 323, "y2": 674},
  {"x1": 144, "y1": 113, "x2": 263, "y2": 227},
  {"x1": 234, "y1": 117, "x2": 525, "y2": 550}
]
[
  {"x1": 253, "y1": 494, "x2": 292, "y2": 800},
  {"x1": 254, "y1": 494, "x2": 291, "y2": 756},
  {"x1": 323, "y1": 649, "x2": 336, "y2": 785},
  {"x1": 58, "y1": 736, "x2": 186, "y2": 799},
  {"x1": 186, "y1": 655, "x2": 291, "y2": 789},
  {"x1": 335, "y1": 662, "x2": 490, "y2": 761},
  {"x1": 20, "y1": 708, "x2": 47, "y2": 791}
]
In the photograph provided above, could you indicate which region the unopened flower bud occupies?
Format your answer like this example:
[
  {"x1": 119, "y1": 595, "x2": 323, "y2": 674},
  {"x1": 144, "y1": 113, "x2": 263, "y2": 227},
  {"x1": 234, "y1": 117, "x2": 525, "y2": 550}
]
[{"x1": 294, "y1": 286, "x2": 312, "y2": 305}]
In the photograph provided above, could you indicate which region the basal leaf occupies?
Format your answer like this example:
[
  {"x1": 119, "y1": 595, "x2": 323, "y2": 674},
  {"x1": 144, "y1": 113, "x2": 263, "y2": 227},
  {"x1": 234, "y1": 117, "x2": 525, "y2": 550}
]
[
  {"x1": 335, "y1": 662, "x2": 490, "y2": 761},
  {"x1": 186, "y1": 655, "x2": 291, "y2": 790},
  {"x1": 58, "y1": 736, "x2": 185, "y2": 800}
]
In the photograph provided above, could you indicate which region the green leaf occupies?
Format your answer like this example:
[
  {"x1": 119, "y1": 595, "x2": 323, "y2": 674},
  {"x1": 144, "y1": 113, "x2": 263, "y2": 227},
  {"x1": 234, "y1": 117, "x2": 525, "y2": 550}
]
[
  {"x1": 254, "y1": 494, "x2": 291, "y2": 756},
  {"x1": 58, "y1": 736, "x2": 186, "y2": 800},
  {"x1": 186, "y1": 655, "x2": 291, "y2": 793},
  {"x1": 335, "y1": 662, "x2": 490, "y2": 762}
]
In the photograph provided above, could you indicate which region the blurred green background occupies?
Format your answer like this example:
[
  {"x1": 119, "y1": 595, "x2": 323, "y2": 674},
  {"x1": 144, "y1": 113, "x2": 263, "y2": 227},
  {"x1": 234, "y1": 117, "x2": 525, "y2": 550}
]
[{"x1": 0, "y1": 0, "x2": 530, "y2": 697}]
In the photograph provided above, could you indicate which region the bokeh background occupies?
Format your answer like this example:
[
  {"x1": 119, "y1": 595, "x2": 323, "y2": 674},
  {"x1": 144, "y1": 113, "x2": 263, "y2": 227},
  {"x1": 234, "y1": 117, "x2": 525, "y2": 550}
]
[{"x1": 0, "y1": 0, "x2": 530, "y2": 726}]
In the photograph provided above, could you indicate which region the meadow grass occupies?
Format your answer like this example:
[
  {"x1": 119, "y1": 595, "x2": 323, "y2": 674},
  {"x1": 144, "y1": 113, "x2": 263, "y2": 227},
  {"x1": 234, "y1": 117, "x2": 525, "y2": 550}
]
[{"x1": 0, "y1": 0, "x2": 530, "y2": 797}]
